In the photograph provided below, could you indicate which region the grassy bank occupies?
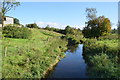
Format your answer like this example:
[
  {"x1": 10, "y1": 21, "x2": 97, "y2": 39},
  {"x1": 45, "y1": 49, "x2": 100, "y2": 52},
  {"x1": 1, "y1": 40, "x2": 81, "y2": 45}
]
[
  {"x1": 83, "y1": 35, "x2": 119, "y2": 78},
  {"x1": 0, "y1": 28, "x2": 2, "y2": 78},
  {"x1": 2, "y1": 29, "x2": 68, "y2": 78}
]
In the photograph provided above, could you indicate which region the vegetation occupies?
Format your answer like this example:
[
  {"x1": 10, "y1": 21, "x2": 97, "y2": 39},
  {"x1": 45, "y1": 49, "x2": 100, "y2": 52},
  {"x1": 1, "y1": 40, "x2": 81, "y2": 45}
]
[
  {"x1": 2, "y1": 28, "x2": 68, "y2": 78},
  {"x1": 0, "y1": 28, "x2": 2, "y2": 79},
  {"x1": 14, "y1": 18, "x2": 20, "y2": 25},
  {"x1": 43, "y1": 25, "x2": 84, "y2": 46},
  {"x1": 82, "y1": 34, "x2": 119, "y2": 78},
  {"x1": 1, "y1": 0, "x2": 20, "y2": 28},
  {"x1": 26, "y1": 23, "x2": 39, "y2": 29},
  {"x1": 83, "y1": 16, "x2": 111, "y2": 38},
  {"x1": 1, "y1": 5, "x2": 118, "y2": 79},
  {"x1": 85, "y1": 8, "x2": 97, "y2": 20},
  {"x1": 3, "y1": 24, "x2": 31, "y2": 39}
]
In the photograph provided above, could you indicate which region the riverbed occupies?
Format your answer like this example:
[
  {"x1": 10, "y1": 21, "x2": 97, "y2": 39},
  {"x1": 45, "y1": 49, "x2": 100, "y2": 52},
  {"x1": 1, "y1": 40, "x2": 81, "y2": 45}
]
[{"x1": 47, "y1": 44, "x2": 88, "y2": 78}]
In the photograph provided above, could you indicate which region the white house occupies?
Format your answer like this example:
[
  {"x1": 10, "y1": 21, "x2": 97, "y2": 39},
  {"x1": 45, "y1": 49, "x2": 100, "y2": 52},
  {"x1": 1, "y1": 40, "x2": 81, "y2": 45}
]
[{"x1": 0, "y1": 16, "x2": 14, "y2": 27}]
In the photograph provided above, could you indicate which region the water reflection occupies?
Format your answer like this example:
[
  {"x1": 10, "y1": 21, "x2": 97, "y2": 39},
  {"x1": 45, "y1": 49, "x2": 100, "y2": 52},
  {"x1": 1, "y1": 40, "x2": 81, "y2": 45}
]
[
  {"x1": 67, "y1": 44, "x2": 79, "y2": 53},
  {"x1": 47, "y1": 44, "x2": 88, "y2": 78}
]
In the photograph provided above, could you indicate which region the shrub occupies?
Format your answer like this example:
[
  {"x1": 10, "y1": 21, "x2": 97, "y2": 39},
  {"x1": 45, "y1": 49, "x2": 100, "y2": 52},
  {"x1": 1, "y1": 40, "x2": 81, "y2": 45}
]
[
  {"x1": 14, "y1": 18, "x2": 20, "y2": 25},
  {"x1": 26, "y1": 23, "x2": 39, "y2": 28},
  {"x1": 3, "y1": 24, "x2": 31, "y2": 39},
  {"x1": 88, "y1": 53, "x2": 119, "y2": 78}
]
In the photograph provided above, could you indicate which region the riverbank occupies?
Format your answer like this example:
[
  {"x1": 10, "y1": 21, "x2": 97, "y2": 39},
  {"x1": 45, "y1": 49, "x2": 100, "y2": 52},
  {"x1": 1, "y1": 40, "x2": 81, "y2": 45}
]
[
  {"x1": 82, "y1": 35, "x2": 119, "y2": 78},
  {"x1": 2, "y1": 29, "x2": 68, "y2": 78}
]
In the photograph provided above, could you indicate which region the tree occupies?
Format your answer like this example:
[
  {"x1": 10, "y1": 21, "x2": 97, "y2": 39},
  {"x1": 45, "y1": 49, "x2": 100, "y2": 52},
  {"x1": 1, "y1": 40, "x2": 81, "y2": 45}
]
[
  {"x1": 1, "y1": 0, "x2": 20, "y2": 28},
  {"x1": 65, "y1": 25, "x2": 72, "y2": 34},
  {"x1": 14, "y1": 18, "x2": 20, "y2": 25},
  {"x1": 86, "y1": 8, "x2": 97, "y2": 21},
  {"x1": 26, "y1": 23, "x2": 39, "y2": 28},
  {"x1": 45, "y1": 25, "x2": 50, "y2": 30},
  {"x1": 83, "y1": 16, "x2": 111, "y2": 38}
]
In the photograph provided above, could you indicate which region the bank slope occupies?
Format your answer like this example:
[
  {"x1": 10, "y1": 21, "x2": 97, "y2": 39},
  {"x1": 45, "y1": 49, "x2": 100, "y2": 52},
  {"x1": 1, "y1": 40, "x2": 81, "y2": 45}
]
[{"x1": 2, "y1": 29, "x2": 68, "y2": 78}]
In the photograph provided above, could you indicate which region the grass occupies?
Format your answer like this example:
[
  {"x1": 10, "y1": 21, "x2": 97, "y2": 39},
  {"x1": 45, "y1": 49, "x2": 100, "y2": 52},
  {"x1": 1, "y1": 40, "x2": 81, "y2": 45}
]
[
  {"x1": 83, "y1": 35, "x2": 119, "y2": 78},
  {"x1": 2, "y1": 28, "x2": 68, "y2": 78},
  {"x1": 0, "y1": 28, "x2": 2, "y2": 79}
]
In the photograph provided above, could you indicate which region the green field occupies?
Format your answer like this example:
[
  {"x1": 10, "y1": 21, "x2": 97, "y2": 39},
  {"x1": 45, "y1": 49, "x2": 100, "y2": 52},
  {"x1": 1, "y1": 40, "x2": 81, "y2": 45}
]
[{"x1": 2, "y1": 29, "x2": 68, "y2": 78}]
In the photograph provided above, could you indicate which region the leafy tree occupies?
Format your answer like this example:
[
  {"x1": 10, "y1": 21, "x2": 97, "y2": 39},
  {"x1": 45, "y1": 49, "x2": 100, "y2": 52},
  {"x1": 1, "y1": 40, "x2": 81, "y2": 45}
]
[
  {"x1": 86, "y1": 8, "x2": 97, "y2": 20},
  {"x1": 65, "y1": 25, "x2": 76, "y2": 35},
  {"x1": 26, "y1": 23, "x2": 39, "y2": 28},
  {"x1": 1, "y1": 0, "x2": 20, "y2": 28},
  {"x1": 14, "y1": 18, "x2": 20, "y2": 25},
  {"x1": 83, "y1": 16, "x2": 111, "y2": 38}
]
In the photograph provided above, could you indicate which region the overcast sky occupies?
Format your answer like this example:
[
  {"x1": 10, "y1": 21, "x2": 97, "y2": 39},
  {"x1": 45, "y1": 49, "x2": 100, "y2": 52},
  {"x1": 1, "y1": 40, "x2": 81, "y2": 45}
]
[{"x1": 7, "y1": 2, "x2": 118, "y2": 29}]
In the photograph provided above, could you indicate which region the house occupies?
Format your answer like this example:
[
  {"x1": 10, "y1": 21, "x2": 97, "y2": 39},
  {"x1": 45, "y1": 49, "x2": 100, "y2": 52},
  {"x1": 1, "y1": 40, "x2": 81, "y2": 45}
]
[{"x1": 0, "y1": 16, "x2": 14, "y2": 27}]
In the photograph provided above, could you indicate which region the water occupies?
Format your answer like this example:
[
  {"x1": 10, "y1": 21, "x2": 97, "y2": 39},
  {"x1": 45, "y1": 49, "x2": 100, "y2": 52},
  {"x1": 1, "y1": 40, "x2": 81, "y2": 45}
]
[{"x1": 47, "y1": 44, "x2": 88, "y2": 78}]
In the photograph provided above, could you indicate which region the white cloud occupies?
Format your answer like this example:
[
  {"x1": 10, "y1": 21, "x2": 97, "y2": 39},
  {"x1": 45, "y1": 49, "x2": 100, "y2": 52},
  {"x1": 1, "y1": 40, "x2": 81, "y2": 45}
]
[
  {"x1": 36, "y1": 21, "x2": 67, "y2": 29},
  {"x1": 71, "y1": 25, "x2": 85, "y2": 30},
  {"x1": 28, "y1": 21, "x2": 85, "y2": 30}
]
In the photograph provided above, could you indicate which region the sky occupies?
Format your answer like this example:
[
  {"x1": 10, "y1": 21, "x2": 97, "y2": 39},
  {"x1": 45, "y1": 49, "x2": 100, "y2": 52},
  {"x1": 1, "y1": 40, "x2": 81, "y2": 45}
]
[{"x1": 6, "y1": 2, "x2": 118, "y2": 30}]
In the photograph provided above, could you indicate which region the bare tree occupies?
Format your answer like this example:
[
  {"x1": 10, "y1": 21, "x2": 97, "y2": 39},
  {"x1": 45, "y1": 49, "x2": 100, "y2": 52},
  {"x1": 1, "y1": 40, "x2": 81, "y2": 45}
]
[
  {"x1": 0, "y1": 0, "x2": 20, "y2": 28},
  {"x1": 86, "y1": 8, "x2": 97, "y2": 21}
]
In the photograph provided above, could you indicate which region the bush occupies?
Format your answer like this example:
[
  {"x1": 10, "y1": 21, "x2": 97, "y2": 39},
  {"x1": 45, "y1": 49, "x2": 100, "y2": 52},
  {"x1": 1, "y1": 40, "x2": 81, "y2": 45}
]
[
  {"x1": 26, "y1": 23, "x2": 39, "y2": 28},
  {"x1": 88, "y1": 53, "x2": 119, "y2": 78},
  {"x1": 3, "y1": 24, "x2": 31, "y2": 39}
]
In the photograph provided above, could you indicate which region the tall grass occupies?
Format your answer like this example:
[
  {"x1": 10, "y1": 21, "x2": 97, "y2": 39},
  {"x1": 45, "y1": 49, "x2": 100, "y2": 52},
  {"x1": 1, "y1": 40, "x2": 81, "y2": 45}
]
[
  {"x1": 83, "y1": 35, "x2": 119, "y2": 78},
  {"x1": 2, "y1": 29, "x2": 68, "y2": 78}
]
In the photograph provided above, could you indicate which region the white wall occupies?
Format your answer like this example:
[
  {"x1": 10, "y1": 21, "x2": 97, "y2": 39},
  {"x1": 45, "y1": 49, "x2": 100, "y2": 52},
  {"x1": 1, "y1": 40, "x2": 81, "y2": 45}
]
[
  {"x1": 4, "y1": 17, "x2": 14, "y2": 25},
  {"x1": 0, "y1": 24, "x2": 2, "y2": 27}
]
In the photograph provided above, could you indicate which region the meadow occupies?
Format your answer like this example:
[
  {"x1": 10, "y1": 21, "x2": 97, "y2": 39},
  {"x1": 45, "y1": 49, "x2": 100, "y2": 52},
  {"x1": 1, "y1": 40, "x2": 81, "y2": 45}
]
[{"x1": 2, "y1": 28, "x2": 68, "y2": 78}]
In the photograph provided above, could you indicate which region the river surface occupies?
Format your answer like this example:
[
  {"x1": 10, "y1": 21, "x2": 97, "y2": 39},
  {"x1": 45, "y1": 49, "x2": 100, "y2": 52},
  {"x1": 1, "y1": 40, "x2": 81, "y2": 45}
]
[{"x1": 47, "y1": 44, "x2": 88, "y2": 78}]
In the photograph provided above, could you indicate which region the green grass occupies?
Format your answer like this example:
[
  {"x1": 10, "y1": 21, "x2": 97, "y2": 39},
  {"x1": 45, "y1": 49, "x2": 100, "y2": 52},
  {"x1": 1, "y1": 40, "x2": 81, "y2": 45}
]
[
  {"x1": 83, "y1": 36, "x2": 119, "y2": 78},
  {"x1": 0, "y1": 28, "x2": 2, "y2": 79},
  {"x1": 2, "y1": 28, "x2": 68, "y2": 78}
]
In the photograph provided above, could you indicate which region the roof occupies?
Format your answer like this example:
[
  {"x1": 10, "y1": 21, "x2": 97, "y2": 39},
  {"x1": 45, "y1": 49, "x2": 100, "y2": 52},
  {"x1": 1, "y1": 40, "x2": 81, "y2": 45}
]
[{"x1": 5, "y1": 16, "x2": 14, "y2": 18}]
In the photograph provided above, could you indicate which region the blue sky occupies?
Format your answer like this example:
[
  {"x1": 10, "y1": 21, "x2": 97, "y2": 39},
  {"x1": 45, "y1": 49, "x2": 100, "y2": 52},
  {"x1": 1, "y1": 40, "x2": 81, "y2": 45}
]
[{"x1": 6, "y1": 2, "x2": 118, "y2": 29}]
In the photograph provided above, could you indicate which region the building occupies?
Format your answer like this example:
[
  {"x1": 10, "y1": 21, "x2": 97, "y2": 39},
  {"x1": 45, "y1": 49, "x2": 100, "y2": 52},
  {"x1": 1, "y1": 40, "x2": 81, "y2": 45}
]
[{"x1": 0, "y1": 16, "x2": 14, "y2": 27}]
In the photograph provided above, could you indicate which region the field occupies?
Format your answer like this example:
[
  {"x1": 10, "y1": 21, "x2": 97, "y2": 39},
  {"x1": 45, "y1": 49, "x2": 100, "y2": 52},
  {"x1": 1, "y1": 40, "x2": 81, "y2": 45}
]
[{"x1": 2, "y1": 29, "x2": 68, "y2": 78}]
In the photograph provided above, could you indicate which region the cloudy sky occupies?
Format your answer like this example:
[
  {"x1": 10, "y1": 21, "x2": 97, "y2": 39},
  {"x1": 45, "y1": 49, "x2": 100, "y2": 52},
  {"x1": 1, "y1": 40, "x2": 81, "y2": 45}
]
[{"x1": 7, "y1": 2, "x2": 118, "y2": 29}]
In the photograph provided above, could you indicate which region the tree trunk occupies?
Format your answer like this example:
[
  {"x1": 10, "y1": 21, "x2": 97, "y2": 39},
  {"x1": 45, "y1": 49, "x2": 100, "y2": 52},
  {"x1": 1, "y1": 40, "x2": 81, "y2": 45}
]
[{"x1": 2, "y1": 15, "x2": 4, "y2": 29}]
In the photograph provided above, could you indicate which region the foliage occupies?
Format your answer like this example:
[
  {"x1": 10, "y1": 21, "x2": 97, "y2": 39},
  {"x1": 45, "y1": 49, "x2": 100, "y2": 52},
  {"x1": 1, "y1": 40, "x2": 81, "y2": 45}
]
[
  {"x1": 44, "y1": 25, "x2": 66, "y2": 34},
  {"x1": 26, "y1": 23, "x2": 39, "y2": 28},
  {"x1": 86, "y1": 8, "x2": 97, "y2": 20},
  {"x1": 14, "y1": 18, "x2": 20, "y2": 25},
  {"x1": 1, "y1": 0, "x2": 20, "y2": 28},
  {"x1": 88, "y1": 53, "x2": 119, "y2": 78},
  {"x1": 3, "y1": 24, "x2": 31, "y2": 39},
  {"x1": 111, "y1": 28, "x2": 118, "y2": 34},
  {"x1": 2, "y1": 29, "x2": 68, "y2": 78},
  {"x1": 44, "y1": 25, "x2": 84, "y2": 45},
  {"x1": 1, "y1": 0, "x2": 20, "y2": 16},
  {"x1": 83, "y1": 38, "x2": 119, "y2": 78},
  {"x1": 83, "y1": 16, "x2": 111, "y2": 38},
  {"x1": 98, "y1": 34, "x2": 118, "y2": 40}
]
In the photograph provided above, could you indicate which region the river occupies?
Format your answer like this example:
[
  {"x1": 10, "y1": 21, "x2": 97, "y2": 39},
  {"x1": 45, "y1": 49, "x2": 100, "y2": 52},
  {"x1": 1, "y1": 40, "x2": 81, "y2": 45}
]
[{"x1": 47, "y1": 44, "x2": 88, "y2": 78}]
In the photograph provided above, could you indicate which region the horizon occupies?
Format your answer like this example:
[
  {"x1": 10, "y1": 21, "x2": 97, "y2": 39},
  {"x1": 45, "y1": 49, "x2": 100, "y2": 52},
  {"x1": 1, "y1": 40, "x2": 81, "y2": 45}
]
[{"x1": 6, "y1": 2, "x2": 118, "y2": 30}]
